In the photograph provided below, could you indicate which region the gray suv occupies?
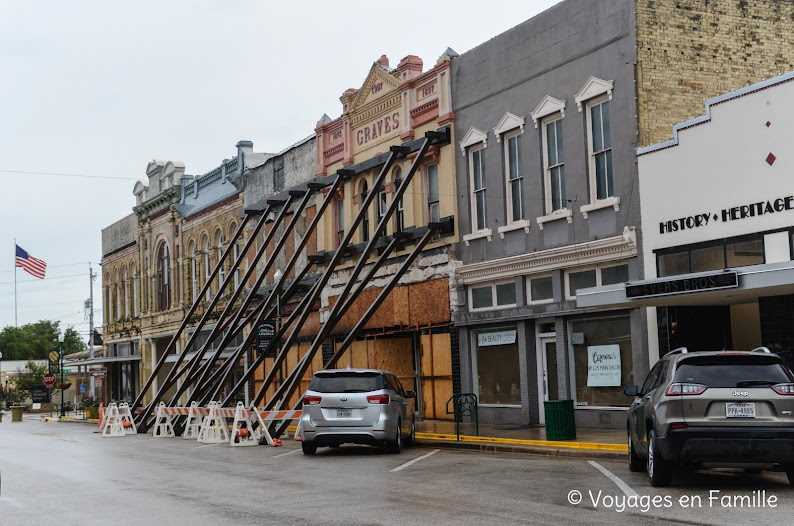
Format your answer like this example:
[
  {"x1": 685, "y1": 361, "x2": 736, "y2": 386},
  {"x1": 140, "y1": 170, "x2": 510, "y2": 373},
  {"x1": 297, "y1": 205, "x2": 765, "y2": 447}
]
[
  {"x1": 625, "y1": 347, "x2": 794, "y2": 486},
  {"x1": 300, "y1": 369, "x2": 416, "y2": 455}
]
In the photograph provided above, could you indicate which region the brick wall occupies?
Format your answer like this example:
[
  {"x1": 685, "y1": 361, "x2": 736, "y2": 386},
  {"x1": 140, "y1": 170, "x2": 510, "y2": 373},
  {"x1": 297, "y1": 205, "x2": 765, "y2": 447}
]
[{"x1": 636, "y1": 0, "x2": 794, "y2": 147}]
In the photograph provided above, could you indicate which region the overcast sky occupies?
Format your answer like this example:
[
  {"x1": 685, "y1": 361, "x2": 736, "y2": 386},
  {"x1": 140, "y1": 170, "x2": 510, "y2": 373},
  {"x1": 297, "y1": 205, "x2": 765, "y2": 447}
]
[{"x1": 0, "y1": 0, "x2": 560, "y2": 339}]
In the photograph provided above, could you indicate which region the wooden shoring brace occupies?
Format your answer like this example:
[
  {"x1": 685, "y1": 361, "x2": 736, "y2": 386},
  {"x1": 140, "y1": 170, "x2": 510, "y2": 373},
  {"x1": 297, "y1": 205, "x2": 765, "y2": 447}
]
[
  {"x1": 248, "y1": 146, "x2": 408, "y2": 411},
  {"x1": 258, "y1": 134, "x2": 436, "y2": 413},
  {"x1": 272, "y1": 227, "x2": 437, "y2": 438},
  {"x1": 213, "y1": 174, "x2": 347, "y2": 407},
  {"x1": 161, "y1": 191, "x2": 301, "y2": 415},
  {"x1": 171, "y1": 183, "x2": 324, "y2": 418},
  {"x1": 133, "y1": 213, "x2": 258, "y2": 427}
]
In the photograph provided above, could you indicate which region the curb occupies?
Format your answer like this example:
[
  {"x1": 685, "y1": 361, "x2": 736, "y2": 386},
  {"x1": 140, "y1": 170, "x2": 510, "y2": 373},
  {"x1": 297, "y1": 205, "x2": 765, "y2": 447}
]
[{"x1": 415, "y1": 438, "x2": 626, "y2": 460}]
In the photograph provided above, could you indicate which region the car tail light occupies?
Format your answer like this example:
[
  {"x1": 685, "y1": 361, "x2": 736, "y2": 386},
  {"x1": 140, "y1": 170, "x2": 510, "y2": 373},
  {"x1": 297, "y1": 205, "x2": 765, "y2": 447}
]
[
  {"x1": 367, "y1": 394, "x2": 390, "y2": 404},
  {"x1": 666, "y1": 383, "x2": 708, "y2": 396},
  {"x1": 670, "y1": 423, "x2": 688, "y2": 430},
  {"x1": 772, "y1": 384, "x2": 794, "y2": 395},
  {"x1": 303, "y1": 395, "x2": 322, "y2": 405}
]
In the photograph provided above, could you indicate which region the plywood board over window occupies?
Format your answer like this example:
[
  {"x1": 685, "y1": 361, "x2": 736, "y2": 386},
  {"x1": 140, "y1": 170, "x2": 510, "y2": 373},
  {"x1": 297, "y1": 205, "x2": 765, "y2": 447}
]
[{"x1": 421, "y1": 332, "x2": 453, "y2": 420}]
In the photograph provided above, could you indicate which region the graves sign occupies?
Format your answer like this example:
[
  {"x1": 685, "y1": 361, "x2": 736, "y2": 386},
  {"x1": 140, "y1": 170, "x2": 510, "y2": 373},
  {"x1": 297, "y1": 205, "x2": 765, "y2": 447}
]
[
  {"x1": 32, "y1": 385, "x2": 51, "y2": 404},
  {"x1": 256, "y1": 321, "x2": 278, "y2": 358},
  {"x1": 626, "y1": 271, "x2": 738, "y2": 299}
]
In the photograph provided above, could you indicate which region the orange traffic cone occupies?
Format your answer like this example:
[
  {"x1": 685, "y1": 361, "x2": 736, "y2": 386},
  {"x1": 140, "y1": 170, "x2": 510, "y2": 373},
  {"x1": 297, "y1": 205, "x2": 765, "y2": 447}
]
[{"x1": 97, "y1": 402, "x2": 104, "y2": 430}]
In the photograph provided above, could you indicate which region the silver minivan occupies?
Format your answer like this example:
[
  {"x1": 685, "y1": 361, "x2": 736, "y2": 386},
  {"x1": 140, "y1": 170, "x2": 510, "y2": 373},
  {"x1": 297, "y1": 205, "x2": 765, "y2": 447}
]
[{"x1": 300, "y1": 369, "x2": 416, "y2": 455}]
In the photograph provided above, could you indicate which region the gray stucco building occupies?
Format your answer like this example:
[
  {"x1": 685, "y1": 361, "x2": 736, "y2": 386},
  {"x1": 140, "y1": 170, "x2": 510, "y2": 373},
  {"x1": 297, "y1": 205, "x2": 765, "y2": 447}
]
[{"x1": 451, "y1": 0, "x2": 646, "y2": 429}]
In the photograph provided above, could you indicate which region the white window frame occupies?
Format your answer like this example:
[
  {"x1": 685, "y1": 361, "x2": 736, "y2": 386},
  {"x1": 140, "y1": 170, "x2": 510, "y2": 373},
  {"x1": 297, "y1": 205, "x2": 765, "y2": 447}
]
[
  {"x1": 426, "y1": 163, "x2": 440, "y2": 225},
  {"x1": 582, "y1": 94, "x2": 620, "y2": 216},
  {"x1": 190, "y1": 242, "x2": 197, "y2": 302},
  {"x1": 541, "y1": 114, "x2": 566, "y2": 214},
  {"x1": 215, "y1": 231, "x2": 225, "y2": 291},
  {"x1": 132, "y1": 264, "x2": 138, "y2": 317},
  {"x1": 526, "y1": 273, "x2": 554, "y2": 304},
  {"x1": 463, "y1": 144, "x2": 492, "y2": 245},
  {"x1": 564, "y1": 261, "x2": 629, "y2": 299},
  {"x1": 468, "y1": 280, "x2": 517, "y2": 312},
  {"x1": 123, "y1": 266, "x2": 129, "y2": 319},
  {"x1": 203, "y1": 237, "x2": 211, "y2": 301},
  {"x1": 377, "y1": 184, "x2": 388, "y2": 236},
  {"x1": 504, "y1": 130, "x2": 525, "y2": 224}
]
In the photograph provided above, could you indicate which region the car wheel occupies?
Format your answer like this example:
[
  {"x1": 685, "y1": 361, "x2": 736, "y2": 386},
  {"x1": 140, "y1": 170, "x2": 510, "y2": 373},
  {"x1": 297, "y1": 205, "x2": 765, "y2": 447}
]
[
  {"x1": 405, "y1": 417, "x2": 416, "y2": 447},
  {"x1": 301, "y1": 440, "x2": 317, "y2": 455},
  {"x1": 628, "y1": 429, "x2": 644, "y2": 472},
  {"x1": 388, "y1": 420, "x2": 403, "y2": 454},
  {"x1": 648, "y1": 429, "x2": 672, "y2": 487}
]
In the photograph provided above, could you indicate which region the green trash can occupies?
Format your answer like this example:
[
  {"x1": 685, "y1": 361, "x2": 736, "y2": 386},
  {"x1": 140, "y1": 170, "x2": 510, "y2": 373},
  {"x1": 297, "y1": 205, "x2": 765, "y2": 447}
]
[{"x1": 544, "y1": 399, "x2": 576, "y2": 440}]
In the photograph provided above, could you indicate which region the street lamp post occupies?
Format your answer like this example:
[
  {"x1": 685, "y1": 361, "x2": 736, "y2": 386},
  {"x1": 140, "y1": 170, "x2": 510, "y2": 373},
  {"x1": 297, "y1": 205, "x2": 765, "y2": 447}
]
[
  {"x1": 0, "y1": 350, "x2": 4, "y2": 410},
  {"x1": 58, "y1": 333, "x2": 65, "y2": 417}
]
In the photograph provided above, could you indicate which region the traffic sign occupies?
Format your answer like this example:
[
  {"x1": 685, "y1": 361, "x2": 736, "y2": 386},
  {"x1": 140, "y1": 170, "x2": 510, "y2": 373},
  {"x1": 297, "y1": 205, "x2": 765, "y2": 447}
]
[
  {"x1": 95, "y1": 377, "x2": 103, "y2": 387},
  {"x1": 90, "y1": 369, "x2": 106, "y2": 377},
  {"x1": 79, "y1": 384, "x2": 86, "y2": 394},
  {"x1": 49, "y1": 350, "x2": 59, "y2": 363},
  {"x1": 43, "y1": 373, "x2": 56, "y2": 389}
]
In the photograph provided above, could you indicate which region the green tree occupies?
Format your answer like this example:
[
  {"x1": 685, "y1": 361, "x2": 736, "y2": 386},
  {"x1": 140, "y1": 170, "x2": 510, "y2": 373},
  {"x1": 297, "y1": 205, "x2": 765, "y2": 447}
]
[
  {"x1": 5, "y1": 360, "x2": 48, "y2": 405},
  {"x1": 0, "y1": 321, "x2": 86, "y2": 360}
]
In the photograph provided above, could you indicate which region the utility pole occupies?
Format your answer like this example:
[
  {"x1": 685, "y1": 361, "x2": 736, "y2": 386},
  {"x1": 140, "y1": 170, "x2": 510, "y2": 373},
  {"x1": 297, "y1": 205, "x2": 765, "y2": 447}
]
[{"x1": 88, "y1": 264, "x2": 96, "y2": 398}]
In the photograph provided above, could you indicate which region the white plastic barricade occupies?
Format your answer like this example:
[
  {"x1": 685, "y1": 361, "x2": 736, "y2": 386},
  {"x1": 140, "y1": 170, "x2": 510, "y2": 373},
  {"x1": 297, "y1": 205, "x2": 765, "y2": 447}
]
[
  {"x1": 230, "y1": 402, "x2": 258, "y2": 447},
  {"x1": 153, "y1": 402, "x2": 175, "y2": 438},
  {"x1": 118, "y1": 402, "x2": 137, "y2": 435},
  {"x1": 100, "y1": 403, "x2": 125, "y2": 438},
  {"x1": 198, "y1": 402, "x2": 229, "y2": 444},
  {"x1": 184, "y1": 401, "x2": 205, "y2": 440}
]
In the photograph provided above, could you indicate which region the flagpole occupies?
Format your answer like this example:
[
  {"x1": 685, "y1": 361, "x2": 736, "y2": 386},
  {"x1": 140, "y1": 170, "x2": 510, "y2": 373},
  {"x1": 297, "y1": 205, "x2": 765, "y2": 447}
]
[{"x1": 14, "y1": 238, "x2": 17, "y2": 327}]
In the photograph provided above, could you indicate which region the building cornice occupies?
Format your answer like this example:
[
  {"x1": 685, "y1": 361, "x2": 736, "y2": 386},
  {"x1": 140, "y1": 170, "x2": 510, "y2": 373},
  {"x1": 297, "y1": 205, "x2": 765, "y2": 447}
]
[
  {"x1": 133, "y1": 186, "x2": 181, "y2": 221},
  {"x1": 457, "y1": 227, "x2": 637, "y2": 284}
]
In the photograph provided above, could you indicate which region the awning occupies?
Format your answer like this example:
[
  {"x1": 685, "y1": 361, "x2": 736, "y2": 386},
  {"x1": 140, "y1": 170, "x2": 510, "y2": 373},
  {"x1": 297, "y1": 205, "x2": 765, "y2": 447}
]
[
  {"x1": 164, "y1": 349, "x2": 240, "y2": 363},
  {"x1": 63, "y1": 355, "x2": 142, "y2": 366},
  {"x1": 576, "y1": 261, "x2": 794, "y2": 309}
]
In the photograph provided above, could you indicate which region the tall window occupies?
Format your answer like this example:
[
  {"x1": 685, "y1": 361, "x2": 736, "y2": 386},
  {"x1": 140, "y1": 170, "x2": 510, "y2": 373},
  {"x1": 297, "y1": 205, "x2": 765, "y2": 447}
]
[
  {"x1": 336, "y1": 197, "x2": 344, "y2": 247},
  {"x1": 393, "y1": 168, "x2": 404, "y2": 233},
  {"x1": 233, "y1": 242, "x2": 240, "y2": 290},
  {"x1": 115, "y1": 270, "x2": 121, "y2": 321},
  {"x1": 543, "y1": 117, "x2": 566, "y2": 212},
  {"x1": 105, "y1": 274, "x2": 112, "y2": 323},
  {"x1": 589, "y1": 99, "x2": 613, "y2": 200},
  {"x1": 360, "y1": 180, "x2": 369, "y2": 243},
  {"x1": 377, "y1": 184, "x2": 387, "y2": 237},
  {"x1": 203, "y1": 236, "x2": 211, "y2": 301},
  {"x1": 215, "y1": 231, "x2": 225, "y2": 291},
  {"x1": 131, "y1": 263, "x2": 138, "y2": 317},
  {"x1": 426, "y1": 164, "x2": 440, "y2": 225},
  {"x1": 504, "y1": 133, "x2": 524, "y2": 222},
  {"x1": 189, "y1": 241, "x2": 197, "y2": 302},
  {"x1": 123, "y1": 266, "x2": 129, "y2": 319},
  {"x1": 156, "y1": 242, "x2": 170, "y2": 311},
  {"x1": 470, "y1": 147, "x2": 487, "y2": 231}
]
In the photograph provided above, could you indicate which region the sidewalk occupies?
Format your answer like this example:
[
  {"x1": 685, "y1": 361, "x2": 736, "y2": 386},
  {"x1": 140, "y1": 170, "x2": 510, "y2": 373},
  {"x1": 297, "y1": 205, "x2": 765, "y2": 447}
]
[{"x1": 414, "y1": 420, "x2": 627, "y2": 460}]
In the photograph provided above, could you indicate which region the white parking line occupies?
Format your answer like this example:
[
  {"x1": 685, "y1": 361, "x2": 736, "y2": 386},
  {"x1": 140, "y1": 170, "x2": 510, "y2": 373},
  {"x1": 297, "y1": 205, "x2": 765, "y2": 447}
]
[
  {"x1": 273, "y1": 449, "x2": 302, "y2": 458},
  {"x1": 588, "y1": 460, "x2": 638, "y2": 497},
  {"x1": 390, "y1": 449, "x2": 440, "y2": 472},
  {"x1": 192, "y1": 443, "x2": 221, "y2": 449}
]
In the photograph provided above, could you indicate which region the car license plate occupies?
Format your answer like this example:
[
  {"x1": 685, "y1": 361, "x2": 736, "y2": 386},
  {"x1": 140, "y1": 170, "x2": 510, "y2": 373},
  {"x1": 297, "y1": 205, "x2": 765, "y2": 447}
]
[
  {"x1": 726, "y1": 403, "x2": 755, "y2": 418},
  {"x1": 336, "y1": 409, "x2": 352, "y2": 418}
]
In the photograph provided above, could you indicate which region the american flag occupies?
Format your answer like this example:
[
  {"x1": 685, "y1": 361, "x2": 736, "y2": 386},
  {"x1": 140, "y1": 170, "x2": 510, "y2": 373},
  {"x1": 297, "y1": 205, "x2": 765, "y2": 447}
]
[{"x1": 15, "y1": 245, "x2": 47, "y2": 279}]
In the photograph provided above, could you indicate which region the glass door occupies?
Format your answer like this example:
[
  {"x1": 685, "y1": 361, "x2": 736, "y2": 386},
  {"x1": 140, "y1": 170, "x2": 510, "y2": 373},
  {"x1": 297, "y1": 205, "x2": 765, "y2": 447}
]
[{"x1": 541, "y1": 337, "x2": 559, "y2": 402}]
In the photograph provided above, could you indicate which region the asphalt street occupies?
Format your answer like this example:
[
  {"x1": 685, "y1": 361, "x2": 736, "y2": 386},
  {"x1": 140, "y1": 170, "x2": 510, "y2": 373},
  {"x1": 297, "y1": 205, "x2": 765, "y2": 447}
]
[{"x1": 1, "y1": 420, "x2": 793, "y2": 525}]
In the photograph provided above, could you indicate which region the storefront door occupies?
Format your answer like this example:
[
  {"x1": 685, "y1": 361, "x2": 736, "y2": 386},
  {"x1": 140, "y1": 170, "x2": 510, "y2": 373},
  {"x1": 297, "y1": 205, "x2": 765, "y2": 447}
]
[{"x1": 538, "y1": 337, "x2": 558, "y2": 424}]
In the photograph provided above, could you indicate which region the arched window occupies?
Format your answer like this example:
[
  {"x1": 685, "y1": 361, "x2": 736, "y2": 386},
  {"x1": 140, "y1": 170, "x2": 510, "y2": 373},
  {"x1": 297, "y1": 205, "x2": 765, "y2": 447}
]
[
  {"x1": 115, "y1": 269, "x2": 121, "y2": 321},
  {"x1": 131, "y1": 263, "x2": 138, "y2": 317},
  {"x1": 105, "y1": 273, "x2": 112, "y2": 323},
  {"x1": 203, "y1": 235, "x2": 211, "y2": 301},
  {"x1": 229, "y1": 223, "x2": 240, "y2": 290},
  {"x1": 123, "y1": 265, "x2": 129, "y2": 319},
  {"x1": 360, "y1": 180, "x2": 369, "y2": 243},
  {"x1": 393, "y1": 167, "x2": 404, "y2": 233},
  {"x1": 189, "y1": 241, "x2": 197, "y2": 302},
  {"x1": 215, "y1": 230, "x2": 225, "y2": 291},
  {"x1": 157, "y1": 242, "x2": 170, "y2": 311}
]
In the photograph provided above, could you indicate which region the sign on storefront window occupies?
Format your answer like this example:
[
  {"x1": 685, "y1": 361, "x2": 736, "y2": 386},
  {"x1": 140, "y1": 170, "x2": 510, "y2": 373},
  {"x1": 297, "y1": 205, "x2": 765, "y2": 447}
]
[
  {"x1": 477, "y1": 330, "x2": 517, "y2": 347},
  {"x1": 586, "y1": 344, "x2": 621, "y2": 386}
]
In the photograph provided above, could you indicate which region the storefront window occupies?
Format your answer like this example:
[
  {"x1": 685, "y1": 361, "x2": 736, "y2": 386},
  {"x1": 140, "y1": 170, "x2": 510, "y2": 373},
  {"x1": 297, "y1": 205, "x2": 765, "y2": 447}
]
[
  {"x1": 726, "y1": 239, "x2": 764, "y2": 267},
  {"x1": 568, "y1": 315, "x2": 633, "y2": 407},
  {"x1": 475, "y1": 329, "x2": 521, "y2": 405},
  {"x1": 658, "y1": 251, "x2": 689, "y2": 277},
  {"x1": 691, "y1": 245, "x2": 724, "y2": 272}
]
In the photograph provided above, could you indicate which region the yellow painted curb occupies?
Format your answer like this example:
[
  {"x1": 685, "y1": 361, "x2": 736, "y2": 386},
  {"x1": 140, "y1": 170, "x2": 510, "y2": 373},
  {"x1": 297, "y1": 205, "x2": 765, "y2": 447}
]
[
  {"x1": 42, "y1": 417, "x2": 59, "y2": 422},
  {"x1": 414, "y1": 432, "x2": 628, "y2": 452}
]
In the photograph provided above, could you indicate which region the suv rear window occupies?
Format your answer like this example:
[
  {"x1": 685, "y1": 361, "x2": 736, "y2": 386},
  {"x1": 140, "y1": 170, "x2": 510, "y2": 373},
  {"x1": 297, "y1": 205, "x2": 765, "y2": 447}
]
[
  {"x1": 309, "y1": 372, "x2": 384, "y2": 393},
  {"x1": 673, "y1": 355, "x2": 794, "y2": 388}
]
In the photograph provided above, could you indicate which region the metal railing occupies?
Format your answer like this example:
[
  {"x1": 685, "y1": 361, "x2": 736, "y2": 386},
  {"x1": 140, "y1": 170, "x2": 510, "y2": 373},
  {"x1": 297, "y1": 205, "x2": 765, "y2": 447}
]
[{"x1": 446, "y1": 393, "x2": 478, "y2": 441}]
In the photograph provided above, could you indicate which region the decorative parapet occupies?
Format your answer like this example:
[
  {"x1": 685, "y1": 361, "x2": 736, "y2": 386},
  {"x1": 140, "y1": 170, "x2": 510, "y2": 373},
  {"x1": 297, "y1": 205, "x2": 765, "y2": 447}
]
[
  {"x1": 457, "y1": 227, "x2": 637, "y2": 285},
  {"x1": 133, "y1": 186, "x2": 181, "y2": 221}
]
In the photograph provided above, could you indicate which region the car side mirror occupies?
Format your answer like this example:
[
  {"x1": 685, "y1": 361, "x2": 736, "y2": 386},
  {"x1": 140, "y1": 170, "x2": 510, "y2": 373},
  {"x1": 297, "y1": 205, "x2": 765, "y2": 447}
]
[
  {"x1": 624, "y1": 385, "x2": 639, "y2": 397},
  {"x1": 406, "y1": 390, "x2": 416, "y2": 399}
]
